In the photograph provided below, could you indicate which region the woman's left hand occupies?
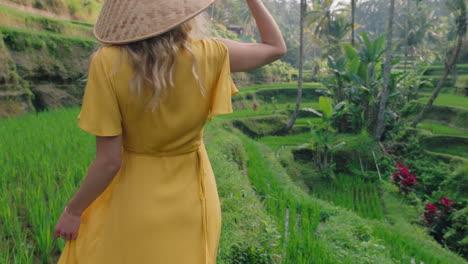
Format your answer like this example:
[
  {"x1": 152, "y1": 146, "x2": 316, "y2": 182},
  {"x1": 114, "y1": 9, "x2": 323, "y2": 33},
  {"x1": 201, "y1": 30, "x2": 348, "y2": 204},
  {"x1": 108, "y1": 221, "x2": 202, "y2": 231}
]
[{"x1": 53, "y1": 207, "x2": 82, "y2": 241}]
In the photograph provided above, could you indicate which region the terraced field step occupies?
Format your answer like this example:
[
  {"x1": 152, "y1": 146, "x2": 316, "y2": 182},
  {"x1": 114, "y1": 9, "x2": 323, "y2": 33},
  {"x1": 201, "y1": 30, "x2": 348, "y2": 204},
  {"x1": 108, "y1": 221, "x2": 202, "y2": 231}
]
[
  {"x1": 0, "y1": 24, "x2": 96, "y2": 51},
  {"x1": 420, "y1": 134, "x2": 468, "y2": 159},
  {"x1": 418, "y1": 76, "x2": 467, "y2": 89},
  {"x1": 417, "y1": 93, "x2": 468, "y2": 109},
  {"x1": 0, "y1": 90, "x2": 29, "y2": 97},
  {"x1": 239, "y1": 82, "x2": 324, "y2": 92},
  {"x1": 423, "y1": 63, "x2": 468, "y2": 75},
  {"x1": 0, "y1": 0, "x2": 72, "y2": 20},
  {"x1": 417, "y1": 121, "x2": 467, "y2": 136},
  {"x1": 0, "y1": 4, "x2": 93, "y2": 39},
  {"x1": 423, "y1": 149, "x2": 468, "y2": 165}
]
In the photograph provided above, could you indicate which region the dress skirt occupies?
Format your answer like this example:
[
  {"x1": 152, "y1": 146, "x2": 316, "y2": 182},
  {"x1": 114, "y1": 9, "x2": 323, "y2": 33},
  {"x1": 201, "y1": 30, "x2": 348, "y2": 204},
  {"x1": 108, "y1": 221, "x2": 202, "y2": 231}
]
[{"x1": 57, "y1": 143, "x2": 222, "y2": 264}]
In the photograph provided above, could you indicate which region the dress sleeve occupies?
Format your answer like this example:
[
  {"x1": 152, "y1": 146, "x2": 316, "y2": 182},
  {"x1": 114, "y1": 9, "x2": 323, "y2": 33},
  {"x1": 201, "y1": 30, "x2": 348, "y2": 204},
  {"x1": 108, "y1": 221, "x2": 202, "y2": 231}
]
[
  {"x1": 207, "y1": 39, "x2": 239, "y2": 121},
  {"x1": 77, "y1": 48, "x2": 122, "y2": 136}
]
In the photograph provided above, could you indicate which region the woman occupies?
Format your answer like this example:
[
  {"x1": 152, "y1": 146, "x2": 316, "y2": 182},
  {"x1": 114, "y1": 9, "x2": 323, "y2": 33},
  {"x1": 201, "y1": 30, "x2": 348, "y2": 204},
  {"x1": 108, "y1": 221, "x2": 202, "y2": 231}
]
[{"x1": 53, "y1": 0, "x2": 286, "y2": 263}]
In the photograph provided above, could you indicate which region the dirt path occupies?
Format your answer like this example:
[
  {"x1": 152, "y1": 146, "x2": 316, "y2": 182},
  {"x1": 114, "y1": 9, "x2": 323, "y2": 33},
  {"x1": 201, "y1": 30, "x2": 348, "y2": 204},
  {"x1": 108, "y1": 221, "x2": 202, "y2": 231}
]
[{"x1": 0, "y1": 0, "x2": 72, "y2": 20}]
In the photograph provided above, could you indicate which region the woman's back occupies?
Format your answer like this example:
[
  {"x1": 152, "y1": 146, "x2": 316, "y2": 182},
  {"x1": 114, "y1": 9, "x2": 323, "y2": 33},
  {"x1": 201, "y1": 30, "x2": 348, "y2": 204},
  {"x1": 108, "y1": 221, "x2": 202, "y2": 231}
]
[
  {"x1": 78, "y1": 38, "x2": 238, "y2": 155},
  {"x1": 60, "y1": 38, "x2": 239, "y2": 263},
  {"x1": 54, "y1": 1, "x2": 286, "y2": 263}
]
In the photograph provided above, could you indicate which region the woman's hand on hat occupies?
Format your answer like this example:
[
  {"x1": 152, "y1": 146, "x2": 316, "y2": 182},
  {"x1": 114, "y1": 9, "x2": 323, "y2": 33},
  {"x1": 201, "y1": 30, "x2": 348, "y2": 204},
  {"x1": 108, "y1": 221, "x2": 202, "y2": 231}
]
[{"x1": 218, "y1": 0, "x2": 286, "y2": 72}]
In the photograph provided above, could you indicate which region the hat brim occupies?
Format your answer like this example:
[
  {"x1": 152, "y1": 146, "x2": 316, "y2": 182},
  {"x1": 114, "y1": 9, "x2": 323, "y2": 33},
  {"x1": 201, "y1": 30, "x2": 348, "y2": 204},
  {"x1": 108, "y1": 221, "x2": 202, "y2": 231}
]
[{"x1": 93, "y1": 0, "x2": 215, "y2": 45}]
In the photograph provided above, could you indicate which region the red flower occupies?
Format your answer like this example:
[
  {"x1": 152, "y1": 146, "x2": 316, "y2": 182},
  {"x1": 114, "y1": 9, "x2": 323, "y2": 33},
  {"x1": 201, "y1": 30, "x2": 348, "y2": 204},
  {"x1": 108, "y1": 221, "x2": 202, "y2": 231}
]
[
  {"x1": 407, "y1": 174, "x2": 418, "y2": 183},
  {"x1": 438, "y1": 197, "x2": 455, "y2": 207},
  {"x1": 402, "y1": 178, "x2": 412, "y2": 186},
  {"x1": 400, "y1": 166, "x2": 409, "y2": 177},
  {"x1": 391, "y1": 172, "x2": 399, "y2": 181},
  {"x1": 401, "y1": 173, "x2": 417, "y2": 186},
  {"x1": 426, "y1": 204, "x2": 437, "y2": 212},
  {"x1": 392, "y1": 163, "x2": 418, "y2": 193},
  {"x1": 424, "y1": 204, "x2": 438, "y2": 226}
]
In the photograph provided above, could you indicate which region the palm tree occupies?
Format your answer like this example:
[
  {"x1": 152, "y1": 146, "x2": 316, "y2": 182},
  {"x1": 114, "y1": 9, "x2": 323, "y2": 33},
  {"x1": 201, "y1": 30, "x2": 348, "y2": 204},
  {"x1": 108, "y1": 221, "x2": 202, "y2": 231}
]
[
  {"x1": 307, "y1": 0, "x2": 336, "y2": 36},
  {"x1": 285, "y1": 0, "x2": 307, "y2": 132},
  {"x1": 307, "y1": 0, "x2": 350, "y2": 58},
  {"x1": 398, "y1": 1, "x2": 439, "y2": 71},
  {"x1": 375, "y1": 0, "x2": 395, "y2": 140},
  {"x1": 315, "y1": 15, "x2": 351, "y2": 56},
  {"x1": 411, "y1": 0, "x2": 467, "y2": 128}
]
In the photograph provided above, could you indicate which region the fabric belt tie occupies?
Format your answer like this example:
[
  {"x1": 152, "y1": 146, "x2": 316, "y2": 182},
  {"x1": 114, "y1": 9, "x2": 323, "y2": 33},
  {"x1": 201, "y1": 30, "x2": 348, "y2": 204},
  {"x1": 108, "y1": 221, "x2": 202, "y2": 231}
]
[{"x1": 196, "y1": 147, "x2": 210, "y2": 264}]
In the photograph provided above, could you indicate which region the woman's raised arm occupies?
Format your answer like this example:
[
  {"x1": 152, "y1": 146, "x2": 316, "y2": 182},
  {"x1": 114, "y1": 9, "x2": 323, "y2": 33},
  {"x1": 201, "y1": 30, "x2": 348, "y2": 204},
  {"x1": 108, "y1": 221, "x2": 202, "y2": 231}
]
[{"x1": 217, "y1": 0, "x2": 287, "y2": 72}]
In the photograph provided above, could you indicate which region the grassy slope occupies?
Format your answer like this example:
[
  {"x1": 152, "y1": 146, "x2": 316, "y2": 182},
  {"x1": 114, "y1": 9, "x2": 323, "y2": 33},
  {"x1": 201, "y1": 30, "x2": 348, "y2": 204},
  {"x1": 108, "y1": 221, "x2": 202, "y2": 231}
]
[
  {"x1": 0, "y1": 5, "x2": 93, "y2": 38},
  {"x1": 0, "y1": 105, "x2": 466, "y2": 263},
  {"x1": 3, "y1": 0, "x2": 102, "y2": 23},
  {"x1": 216, "y1": 84, "x2": 467, "y2": 263},
  {"x1": 0, "y1": 108, "x2": 280, "y2": 263},
  {"x1": 240, "y1": 133, "x2": 466, "y2": 263}
]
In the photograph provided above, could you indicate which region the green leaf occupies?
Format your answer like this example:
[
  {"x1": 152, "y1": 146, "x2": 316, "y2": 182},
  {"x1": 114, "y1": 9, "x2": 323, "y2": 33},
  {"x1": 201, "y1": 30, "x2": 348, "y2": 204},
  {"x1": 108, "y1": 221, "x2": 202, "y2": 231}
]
[
  {"x1": 360, "y1": 31, "x2": 371, "y2": 50},
  {"x1": 357, "y1": 62, "x2": 368, "y2": 83},
  {"x1": 350, "y1": 72, "x2": 364, "y2": 86},
  {"x1": 302, "y1": 107, "x2": 323, "y2": 117},
  {"x1": 343, "y1": 44, "x2": 360, "y2": 73},
  {"x1": 319, "y1": 96, "x2": 333, "y2": 118},
  {"x1": 332, "y1": 141, "x2": 346, "y2": 150},
  {"x1": 327, "y1": 56, "x2": 337, "y2": 69},
  {"x1": 373, "y1": 35, "x2": 386, "y2": 59},
  {"x1": 334, "y1": 101, "x2": 346, "y2": 111}
]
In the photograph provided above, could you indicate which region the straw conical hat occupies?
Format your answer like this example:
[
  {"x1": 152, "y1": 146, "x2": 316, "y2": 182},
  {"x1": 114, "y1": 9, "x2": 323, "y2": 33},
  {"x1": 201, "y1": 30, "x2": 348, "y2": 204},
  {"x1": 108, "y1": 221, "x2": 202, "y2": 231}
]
[{"x1": 94, "y1": 0, "x2": 215, "y2": 44}]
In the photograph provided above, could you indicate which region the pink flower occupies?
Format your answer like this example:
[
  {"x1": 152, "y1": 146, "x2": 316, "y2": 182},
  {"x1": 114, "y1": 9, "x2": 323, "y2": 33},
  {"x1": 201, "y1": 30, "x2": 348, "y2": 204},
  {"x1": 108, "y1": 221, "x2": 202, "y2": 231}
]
[
  {"x1": 438, "y1": 197, "x2": 455, "y2": 207},
  {"x1": 426, "y1": 204, "x2": 437, "y2": 212},
  {"x1": 396, "y1": 163, "x2": 405, "y2": 169}
]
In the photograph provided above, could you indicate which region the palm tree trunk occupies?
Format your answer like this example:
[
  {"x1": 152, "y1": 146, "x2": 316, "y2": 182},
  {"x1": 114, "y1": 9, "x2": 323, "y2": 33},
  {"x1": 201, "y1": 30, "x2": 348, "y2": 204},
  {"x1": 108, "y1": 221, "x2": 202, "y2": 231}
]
[
  {"x1": 411, "y1": 32, "x2": 465, "y2": 127},
  {"x1": 285, "y1": 0, "x2": 306, "y2": 132},
  {"x1": 351, "y1": 0, "x2": 356, "y2": 46},
  {"x1": 375, "y1": 0, "x2": 395, "y2": 140},
  {"x1": 403, "y1": 0, "x2": 410, "y2": 72}
]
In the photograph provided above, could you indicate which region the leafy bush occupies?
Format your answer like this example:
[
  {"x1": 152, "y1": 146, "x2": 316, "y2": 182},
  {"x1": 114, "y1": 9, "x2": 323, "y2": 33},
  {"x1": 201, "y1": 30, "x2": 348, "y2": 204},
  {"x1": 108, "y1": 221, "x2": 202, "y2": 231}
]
[
  {"x1": 423, "y1": 197, "x2": 467, "y2": 258},
  {"x1": 391, "y1": 163, "x2": 418, "y2": 195},
  {"x1": 227, "y1": 242, "x2": 275, "y2": 264}
]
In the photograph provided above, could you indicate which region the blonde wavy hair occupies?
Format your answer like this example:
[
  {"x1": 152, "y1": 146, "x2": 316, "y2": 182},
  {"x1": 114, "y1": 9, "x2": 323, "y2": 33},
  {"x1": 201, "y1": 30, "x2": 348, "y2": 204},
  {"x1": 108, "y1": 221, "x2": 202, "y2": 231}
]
[{"x1": 112, "y1": 12, "x2": 211, "y2": 111}]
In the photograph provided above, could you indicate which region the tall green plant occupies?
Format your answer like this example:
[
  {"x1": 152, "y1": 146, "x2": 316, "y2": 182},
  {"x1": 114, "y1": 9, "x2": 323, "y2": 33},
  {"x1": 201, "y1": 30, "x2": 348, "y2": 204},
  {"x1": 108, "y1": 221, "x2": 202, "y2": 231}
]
[
  {"x1": 306, "y1": 96, "x2": 347, "y2": 179},
  {"x1": 326, "y1": 32, "x2": 404, "y2": 135}
]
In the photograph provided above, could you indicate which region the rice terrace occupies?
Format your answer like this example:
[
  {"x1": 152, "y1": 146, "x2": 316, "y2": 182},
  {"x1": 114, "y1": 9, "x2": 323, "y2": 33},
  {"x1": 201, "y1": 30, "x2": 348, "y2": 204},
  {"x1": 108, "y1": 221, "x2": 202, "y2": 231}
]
[{"x1": 0, "y1": 0, "x2": 467, "y2": 263}]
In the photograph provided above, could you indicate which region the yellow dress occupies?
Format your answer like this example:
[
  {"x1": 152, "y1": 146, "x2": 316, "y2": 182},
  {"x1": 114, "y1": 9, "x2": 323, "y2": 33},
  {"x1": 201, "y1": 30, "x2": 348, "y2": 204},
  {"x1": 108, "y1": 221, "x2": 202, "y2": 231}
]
[{"x1": 57, "y1": 38, "x2": 238, "y2": 264}]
